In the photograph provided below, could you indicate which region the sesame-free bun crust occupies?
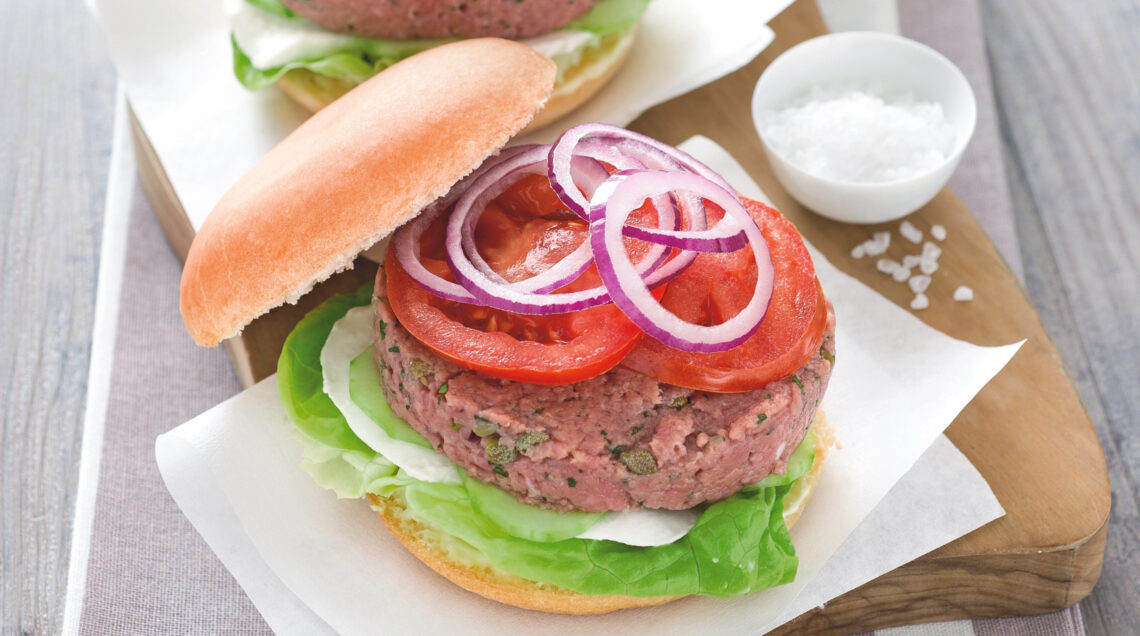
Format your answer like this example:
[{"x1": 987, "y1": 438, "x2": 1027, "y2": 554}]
[
  {"x1": 368, "y1": 413, "x2": 829, "y2": 615},
  {"x1": 180, "y1": 38, "x2": 555, "y2": 346},
  {"x1": 276, "y1": 26, "x2": 636, "y2": 134}
]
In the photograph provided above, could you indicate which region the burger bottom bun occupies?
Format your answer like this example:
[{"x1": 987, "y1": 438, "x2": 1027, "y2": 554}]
[
  {"x1": 277, "y1": 29, "x2": 636, "y2": 134},
  {"x1": 366, "y1": 411, "x2": 830, "y2": 615}
]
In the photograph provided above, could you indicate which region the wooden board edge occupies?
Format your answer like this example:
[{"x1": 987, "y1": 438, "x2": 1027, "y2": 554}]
[
  {"x1": 769, "y1": 516, "x2": 1108, "y2": 635},
  {"x1": 132, "y1": 103, "x2": 288, "y2": 384},
  {"x1": 129, "y1": 106, "x2": 193, "y2": 264}
]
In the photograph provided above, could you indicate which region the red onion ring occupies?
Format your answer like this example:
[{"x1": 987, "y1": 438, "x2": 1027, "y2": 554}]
[
  {"x1": 445, "y1": 148, "x2": 677, "y2": 312},
  {"x1": 392, "y1": 126, "x2": 776, "y2": 353},
  {"x1": 551, "y1": 124, "x2": 747, "y2": 252},
  {"x1": 392, "y1": 201, "x2": 477, "y2": 303},
  {"x1": 391, "y1": 145, "x2": 544, "y2": 302},
  {"x1": 589, "y1": 170, "x2": 774, "y2": 352}
]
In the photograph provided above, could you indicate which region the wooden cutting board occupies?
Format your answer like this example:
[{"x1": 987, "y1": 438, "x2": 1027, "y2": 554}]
[{"x1": 134, "y1": 0, "x2": 1109, "y2": 632}]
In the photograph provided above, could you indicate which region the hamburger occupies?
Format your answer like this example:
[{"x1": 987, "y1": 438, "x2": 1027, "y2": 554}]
[
  {"x1": 227, "y1": 0, "x2": 648, "y2": 129},
  {"x1": 180, "y1": 38, "x2": 834, "y2": 614}
]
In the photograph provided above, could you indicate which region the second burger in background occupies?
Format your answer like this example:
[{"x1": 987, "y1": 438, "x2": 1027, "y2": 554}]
[{"x1": 227, "y1": 0, "x2": 648, "y2": 129}]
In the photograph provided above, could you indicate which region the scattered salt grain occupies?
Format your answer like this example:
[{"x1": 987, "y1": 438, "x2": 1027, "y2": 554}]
[
  {"x1": 877, "y1": 258, "x2": 901, "y2": 275},
  {"x1": 954, "y1": 286, "x2": 974, "y2": 302},
  {"x1": 899, "y1": 220, "x2": 923, "y2": 244},
  {"x1": 852, "y1": 231, "x2": 891, "y2": 259},
  {"x1": 909, "y1": 275, "x2": 931, "y2": 294},
  {"x1": 868, "y1": 232, "x2": 890, "y2": 254},
  {"x1": 761, "y1": 87, "x2": 956, "y2": 184},
  {"x1": 922, "y1": 241, "x2": 942, "y2": 261},
  {"x1": 850, "y1": 221, "x2": 963, "y2": 311}
]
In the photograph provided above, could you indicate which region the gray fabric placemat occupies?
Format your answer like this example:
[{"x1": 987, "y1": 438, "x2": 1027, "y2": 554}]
[{"x1": 77, "y1": 179, "x2": 270, "y2": 634}]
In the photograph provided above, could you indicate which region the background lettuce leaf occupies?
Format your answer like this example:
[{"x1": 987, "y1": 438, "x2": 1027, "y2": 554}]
[
  {"x1": 232, "y1": 0, "x2": 649, "y2": 89},
  {"x1": 564, "y1": 0, "x2": 651, "y2": 34}
]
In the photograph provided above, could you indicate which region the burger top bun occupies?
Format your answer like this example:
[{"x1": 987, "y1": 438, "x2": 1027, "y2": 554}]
[{"x1": 180, "y1": 38, "x2": 556, "y2": 346}]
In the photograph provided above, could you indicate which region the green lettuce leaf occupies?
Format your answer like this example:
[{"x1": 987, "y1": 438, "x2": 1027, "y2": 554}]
[
  {"x1": 348, "y1": 350, "x2": 433, "y2": 449},
  {"x1": 280, "y1": 289, "x2": 811, "y2": 597},
  {"x1": 564, "y1": 0, "x2": 651, "y2": 34},
  {"x1": 404, "y1": 477, "x2": 797, "y2": 597},
  {"x1": 756, "y1": 425, "x2": 815, "y2": 489},
  {"x1": 243, "y1": 0, "x2": 296, "y2": 19},
  {"x1": 461, "y1": 470, "x2": 604, "y2": 543},
  {"x1": 299, "y1": 440, "x2": 402, "y2": 499},
  {"x1": 231, "y1": 36, "x2": 433, "y2": 91},
  {"x1": 277, "y1": 283, "x2": 373, "y2": 453}
]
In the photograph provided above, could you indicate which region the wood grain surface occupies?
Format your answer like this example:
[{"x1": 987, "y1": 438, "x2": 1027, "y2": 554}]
[
  {"x1": 3, "y1": 2, "x2": 1138, "y2": 636},
  {"x1": 0, "y1": 0, "x2": 116, "y2": 633}
]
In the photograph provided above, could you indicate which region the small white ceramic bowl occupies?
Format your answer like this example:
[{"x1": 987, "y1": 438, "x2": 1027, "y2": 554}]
[{"x1": 751, "y1": 32, "x2": 976, "y2": 224}]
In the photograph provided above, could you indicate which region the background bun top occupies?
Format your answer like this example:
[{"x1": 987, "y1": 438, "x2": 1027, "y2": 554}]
[{"x1": 180, "y1": 38, "x2": 556, "y2": 346}]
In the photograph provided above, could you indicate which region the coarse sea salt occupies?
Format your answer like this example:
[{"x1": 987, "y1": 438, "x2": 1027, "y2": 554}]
[
  {"x1": 954, "y1": 286, "x2": 975, "y2": 302},
  {"x1": 762, "y1": 87, "x2": 956, "y2": 184},
  {"x1": 900, "y1": 220, "x2": 923, "y2": 244}
]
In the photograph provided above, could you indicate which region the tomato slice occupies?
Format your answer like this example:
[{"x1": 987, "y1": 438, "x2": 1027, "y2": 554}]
[
  {"x1": 385, "y1": 174, "x2": 647, "y2": 385},
  {"x1": 621, "y1": 198, "x2": 828, "y2": 393}
]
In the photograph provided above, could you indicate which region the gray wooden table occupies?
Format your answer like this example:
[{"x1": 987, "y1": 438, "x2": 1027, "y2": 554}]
[{"x1": 2, "y1": 0, "x2": 1136, "y2": 633}]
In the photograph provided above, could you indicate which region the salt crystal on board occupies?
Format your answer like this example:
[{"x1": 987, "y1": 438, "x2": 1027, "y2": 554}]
[
  {"x1": 910, "y1": 293, "x2": 930, "y2": 310},
  {"x1": 865, "y1": 231, "x2": 891, "y2": 256},
  {"x1": 922, "y1": 241, "x2": 942, "y2": 261},
  {"x1": 931, "y1": 224, "x2": 947, "y2": 241},
  {"x1": 954, "y1": 286, "x2": 974, "y2": 302},
  {"x1": 909, "y1": 275, "x2": 931, "y2": 293},
  {"x1": 900, "y1": 220, "x2": 923, "y2": 244}
]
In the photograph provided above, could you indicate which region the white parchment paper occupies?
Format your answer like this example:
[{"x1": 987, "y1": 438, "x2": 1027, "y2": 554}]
[
  {"x1": 95, "y1": 0, "x2": 792, "y2": 231},
  {"x1": 156, "y1": 139, "x2": 1016, "y2": 634}
]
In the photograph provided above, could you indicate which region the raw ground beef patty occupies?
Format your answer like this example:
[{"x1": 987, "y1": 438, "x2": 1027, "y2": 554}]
[
  {"x1": 372, "y1": 277, "x2": 835, "y2": 513},
  {"x1": 279, "y1": 0, "x2": 598, "y2": 39}
]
